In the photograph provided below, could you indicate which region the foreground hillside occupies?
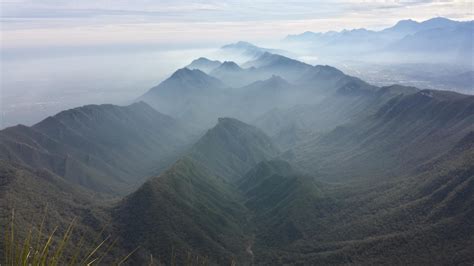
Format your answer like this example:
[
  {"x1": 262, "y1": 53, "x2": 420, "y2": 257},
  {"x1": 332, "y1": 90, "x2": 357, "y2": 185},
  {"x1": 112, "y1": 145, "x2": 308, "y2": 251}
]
[{"x1": 112, "y1": 116, "x2": 474, "y2": 265}]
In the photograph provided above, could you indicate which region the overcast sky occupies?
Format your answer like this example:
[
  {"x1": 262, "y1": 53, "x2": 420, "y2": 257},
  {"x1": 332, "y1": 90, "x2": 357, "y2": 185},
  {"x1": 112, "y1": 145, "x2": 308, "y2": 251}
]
[{"x1": 1, "y1": 0, "x2": 473, "y2": 49}]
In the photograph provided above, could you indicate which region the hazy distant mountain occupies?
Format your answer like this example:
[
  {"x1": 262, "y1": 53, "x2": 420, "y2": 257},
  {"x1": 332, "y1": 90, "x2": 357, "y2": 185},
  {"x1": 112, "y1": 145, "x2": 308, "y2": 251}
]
[
  {"x1": 285, "y1": 28, "x2": 385, "y2": 52},
  {"x1": 243, "y1": 52, "x2": 309, "y2": 70},
  {"x1": 140, "y1": 52, "x2": 386, "y2": 127},
  {"x1": 213, "y1": 61, "x2": 243, "y2": 72},
  {"x1": 208, "y1": 61, "x2": 256, "y2": 87},
  {"x1": 253, "y1": 81, "x2": 396, "y2": 149},
  {"x1": 382, "y1": 17, "x2": 463, "y2": 37},
  {"x1": 0, "y1": 102, "x2": 191, "y2": 194},
  {"x1": 221, "y1": 41, "x2": 289, "y2": 59},
  {"x1": 240, "y1": 75, "x2": 291, "y2": 96},
  {"x1": 142, "y1": 68, "x2": 225, "y2": 99},
  {"x1": 232, "y1": 75, "x2": 295, "y2": 119},
  {"x1": 243, "y1": 52, "x2": 313, "y2": 81},
  {"x1": 285, "y1": 17, "x2": 465, "y2": 45},
  {"x1": 186, "y1": 57, "x2": 222, "y2": 73},
  {"x1": 388, "y1": 21, "x2": 473, "y2": 65},
  {"x1": 139, "y1": 68, "x2": 227, "y2": 127},
  {"x1": 297, "y1": 64, "x2": 346, "y2": 87},
  {"x1": 284, "y1": 17, "x2": 473, "y2": 65}
]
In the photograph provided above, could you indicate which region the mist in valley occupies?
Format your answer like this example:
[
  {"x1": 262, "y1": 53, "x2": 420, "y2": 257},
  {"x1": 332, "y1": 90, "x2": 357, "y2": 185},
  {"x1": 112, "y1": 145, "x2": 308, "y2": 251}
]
[
  {"x1": 0, "y1": 45, "x2": 222, "y2": 128},
  {"x1": 1, "y1": 1, "x2": 473, "y2": 265}
]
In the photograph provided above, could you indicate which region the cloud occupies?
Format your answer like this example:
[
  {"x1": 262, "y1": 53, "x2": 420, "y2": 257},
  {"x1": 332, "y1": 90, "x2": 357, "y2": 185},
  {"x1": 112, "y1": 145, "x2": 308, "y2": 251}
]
[{"x1": 1, "y1": 0, "x2": 472, "y2": 49}]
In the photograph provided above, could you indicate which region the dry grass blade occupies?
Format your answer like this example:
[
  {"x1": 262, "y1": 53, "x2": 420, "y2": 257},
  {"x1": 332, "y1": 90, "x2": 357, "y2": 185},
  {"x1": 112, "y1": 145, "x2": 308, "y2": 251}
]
[
  {"x1": 78, "y1": 223, "x2": 108, "y2": 264},
  {"x1": 40, "y1": 226, "x2": 58, "y2": 265},
  {"x1": 10, "y1": 208, "x2": 15, "y2": 266},
  {"x1": 4, "y1": 223, "x2": 10, "y2": 265},
  {"x1": 117, "y1": 246, "x2": 140, "y2": 265},
  {"x1": 86, "y1": 257, "x2": 99, "y2": 265},
  {"x1": 51, "y1": 217, "x2": 76, "y2": 266},
  {"x1": 19, "y1": 226, "x2": 33, "y2": 266},
  {"x1": 68, "y1": 233, "x2": 86, "y2": 266},
  {"x1": 95, "y1": 237, "x2": 118, "y2": 265},
  {"x1": 81, "y1": 235, "x2": 110, "y2": 264},
  {"x1": 32, "y1": 206, "x2": 48, "y2": 265}
]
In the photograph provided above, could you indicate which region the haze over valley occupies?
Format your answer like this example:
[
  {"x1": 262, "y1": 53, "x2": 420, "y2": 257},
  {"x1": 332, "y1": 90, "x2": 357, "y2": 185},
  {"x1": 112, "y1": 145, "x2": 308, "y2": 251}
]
[
  {"x1": 1, "y1": 1, "x2": 473, "y2": 265},
  {"x1": 2, "y1": 15, "x2": 473, "y2": 129}
]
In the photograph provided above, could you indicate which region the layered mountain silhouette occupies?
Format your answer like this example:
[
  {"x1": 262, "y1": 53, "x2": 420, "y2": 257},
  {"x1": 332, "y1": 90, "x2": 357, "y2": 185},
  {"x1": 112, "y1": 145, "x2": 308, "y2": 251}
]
[
  {"x1": 243, "y1": 52, "x2": 312, "y2": 81},
  {"x1": 285, "y1": 17, "x2": 473, "y2": 65},
  {"x1": 382, "y1": 17, "x2": 462, "y2": 37},
  {"x1": 389, "y1": 21, "x2": 473, "y2": 58},
  {"x1": 220, "y1": 41, "x2": 289, "y2": 59},
  {"x1": 2, "y1": 47, "x2": 473, "y2": 265},
  {"x1": 208, "y1": 61, "x2": 254, "y2": 87},
  {"x1": 140, "y1": 52, "x2": 374, "y2": 128}
]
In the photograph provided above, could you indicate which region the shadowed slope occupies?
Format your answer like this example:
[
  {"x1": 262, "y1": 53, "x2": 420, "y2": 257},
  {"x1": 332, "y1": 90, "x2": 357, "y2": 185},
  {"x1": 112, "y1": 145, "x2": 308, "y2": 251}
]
[
  {"x1": 294, "y1": 89, "x2": 474, "y2": 181},
  {"x1": 190, "y1": 118, "x2": 280, "y2": 181},
  {"x1": 0, "y1": 102, "x2": 192, "y2": 195},
  {"x1": 114, "y1": 118, "x2": 279, "y2": 264}
]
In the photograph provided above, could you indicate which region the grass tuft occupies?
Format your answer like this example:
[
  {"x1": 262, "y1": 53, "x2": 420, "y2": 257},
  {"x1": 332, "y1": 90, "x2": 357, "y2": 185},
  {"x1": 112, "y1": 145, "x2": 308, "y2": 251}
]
[{"x1": 2, "y1": 208, "x2": 135, "y2": 265}]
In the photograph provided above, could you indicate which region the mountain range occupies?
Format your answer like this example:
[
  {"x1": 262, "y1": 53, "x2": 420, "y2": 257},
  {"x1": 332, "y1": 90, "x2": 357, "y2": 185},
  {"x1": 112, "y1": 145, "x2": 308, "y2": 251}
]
[
  {"x1": 220, "y1": 41, "x2": 289, "y2": 59},
  {"x1": 284, "y1": 17, "x2": 473, "y2": 66},
  {"x1": 1, "y1": 43, "x2": 473, "y2": 265}
]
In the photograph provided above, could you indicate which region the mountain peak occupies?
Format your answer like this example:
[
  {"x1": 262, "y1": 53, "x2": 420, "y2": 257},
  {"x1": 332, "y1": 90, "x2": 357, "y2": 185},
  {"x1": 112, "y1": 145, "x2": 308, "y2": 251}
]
[
  {"x1": 265, "y1": 75, "x2": 290, "y2": 86},
  {"x1": 138, "y1": 66, "x2": 224, "y2": 116},
  {"x1": 313, "y1": 65, "x2": 344, "y2": 75},
  {"x1": 193, "y1": 57, "x2": 215, "y2": 62},
  {"x1": 216, "y1": 117, "x2": 248, "y2": 128},
  {"x1": 258, "y1": 51, "x2": 273, "y2": 59},
  {"x1": 221, "y1": 41, "x2": 290, "y2": 60},
  {"x1": 191, "y1": 117, "x2": 280, "y2": 181},
  {"x1": 423, "y1": 16, "x2": 455, "y2": 24},
  {"x1": 186, "y1": 57, "x2": 222, "y2": 73},
  {"x1": 170, "y1": 67, "x2": 200, "y2": 78},
  {"x1": 394, "y1": 19, "x2": 418, "y2": 27},
  {"x1": 236, "y1": 41, "x2": 254, "y2": 45},
  {"x1": 222, "y1": 41, "x2": 257, "y2": 49},
  {"x1": 246, "y1": 52, "x2": 310, "y2": 68},
  {"x1": 164, "y1": 67, "x2": 224, "y2": 87},
  {"x1": 421, "y1": 17, "x2": 458, "y2": 28},
  {"x1": 188, "y1": 57, "x2": 221, "y2": 66},
  {"x1": 385, "y1": 16, "x2": 460, "y2": 34},
  {"x1": 218, "y1": 61, "x2": 242, "y2": 71},
  {"x1": 269, "y1": 74, "x2": 285, "y2": 81},
  {"x1": 222, "y1": 60, "x2": 240, "y2": 66}
]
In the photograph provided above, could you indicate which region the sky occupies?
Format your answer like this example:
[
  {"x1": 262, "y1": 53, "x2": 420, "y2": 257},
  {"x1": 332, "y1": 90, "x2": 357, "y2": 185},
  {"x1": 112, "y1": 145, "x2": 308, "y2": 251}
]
[{"x1": 1, "y1": 0, "x2": 473, "y2": 49}]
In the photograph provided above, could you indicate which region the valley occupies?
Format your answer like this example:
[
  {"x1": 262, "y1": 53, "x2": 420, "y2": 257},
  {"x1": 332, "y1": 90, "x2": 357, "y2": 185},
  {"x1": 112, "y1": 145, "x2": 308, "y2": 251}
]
[{"x1": 1, "y1": 21, "x2": 473, "y2": 264}]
